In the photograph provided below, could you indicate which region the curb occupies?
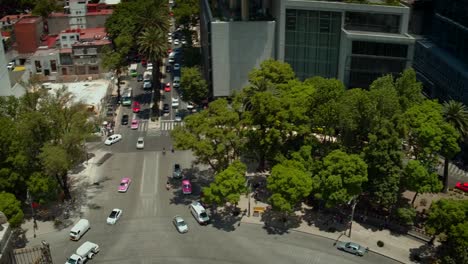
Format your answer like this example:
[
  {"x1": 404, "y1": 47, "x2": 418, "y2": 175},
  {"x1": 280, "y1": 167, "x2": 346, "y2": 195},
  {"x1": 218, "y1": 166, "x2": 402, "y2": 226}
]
[{"x1": 239, "y1": 219, "x2": 406, "y2": 264}]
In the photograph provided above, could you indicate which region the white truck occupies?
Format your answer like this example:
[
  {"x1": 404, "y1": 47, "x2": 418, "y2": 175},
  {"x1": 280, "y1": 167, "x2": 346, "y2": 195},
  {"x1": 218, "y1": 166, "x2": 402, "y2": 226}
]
[{"x1": 65, "y1": 241, "x2": 100, "y2": 264}]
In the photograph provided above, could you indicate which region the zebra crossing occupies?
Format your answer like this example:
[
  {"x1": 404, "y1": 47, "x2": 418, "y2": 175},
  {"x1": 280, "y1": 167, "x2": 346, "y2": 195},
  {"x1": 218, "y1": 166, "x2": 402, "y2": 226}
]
[{"x1": 159, "y1": 120, "x2": 184, "y2": 131}]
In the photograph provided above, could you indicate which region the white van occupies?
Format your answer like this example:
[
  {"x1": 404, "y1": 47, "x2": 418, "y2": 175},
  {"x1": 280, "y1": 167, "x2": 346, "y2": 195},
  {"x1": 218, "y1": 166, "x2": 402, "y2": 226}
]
[
  {"x1": 189, "y1": 201, "x2": 210, "y2": 225},
  {"x1": 69, "y1": 219, "x2": 90, "y2": 241}
]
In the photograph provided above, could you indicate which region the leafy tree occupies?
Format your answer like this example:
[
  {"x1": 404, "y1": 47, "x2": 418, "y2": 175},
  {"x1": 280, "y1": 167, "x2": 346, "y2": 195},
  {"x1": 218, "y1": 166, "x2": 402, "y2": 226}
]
[
  {"x1": 394, "y1": 68, "x2": 423, "y2": 111},
  {"x1": 172, "y1": 0, "x2": 199, "y2": 28},
  {"x1": 314, "y1": 150, "x2": 368, "y2": 207},
  {"x1": 441, "y1": 221, "x2": 468, "y2": 264},
  {"x1": 0, "y1": 192, "x2": 24, "y2": 227},
  {"x1": 401, "y1": 100, "x2": 460, "y2": 170},
  {"x1": 202, "y1": 161, "x2": 247, "y2": 207},
  {"x1": 246, "y1": 59, "x2": 296, "y2": 94},
  {"x1": 180, "y1": 67, "x2": 208, "y2": 105},
  {"x1": 395, "y1": 207, "x2": 417, "y2": 225},
  {"x1": 27, "y1": 172, "x2": 59, "y2": 204},
  {"x1": 39, "y1": 144, "x2": 72, "y2": 200},
  {"x1": 362, "y1": 120, "x2": 402, "y2": 210},
  {"x1": 441, "y1": 100, "x2": 468, "y2": 192},
  {"x1": 267, "y1": 160, "x2": 313, "y2": 213},
  {"x1": 425, "y1": 199, "x2": 468, "y2": 237},
  {"x1": 337, "y1": 88, "x2": 376, "y2": 152},
  {"x1": 368, "y1": 74, "x2": 402, "y2": 121},
  {"x1": 101, "y1": 45, "x2": 128, "y2": 100},
  {"x1": 402, "y1": 160, "x2": 442, "y2": 205},
  {"x1": 171, "y1": 99, "x2": 243, "y2": 173},
  {"x1": 32, "y1": 0, "x2": 62, "y2": 22}
]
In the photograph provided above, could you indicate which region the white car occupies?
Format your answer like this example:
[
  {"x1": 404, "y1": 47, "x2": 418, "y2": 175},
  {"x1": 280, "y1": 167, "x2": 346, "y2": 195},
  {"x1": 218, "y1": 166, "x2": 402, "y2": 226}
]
[
  {"x1": 173, "y1": 63, "x2": 180, "y2": 71},
  {"x1": 167, "y1": 37, "x2": 172, "y2": 43},
  {"x1": 187, "y1": 102, "x2": 194, "y2": 110},
  {"x1": 136, "y1": 137, "x2": 145, "y2": 149},
  {"x1": 106, "y1": 209, "x2": 122, "y2": 225},
  {"x1": 104, "y1": 134, "x2": 122, "y2": 145},
  {"x1": 172, "y1": 97, "x2": 179, "y2": 108},
  {"x1": 173, "y1": 216, "x2": 188, "y2": 233},
  {"x1": 174, "y1": 112, "x2": 182, "y2": 122},
  {"x1": 173, "y1": 77, "x2": 180, "y2": 88},
  {"x1": 7, "y1": 62, "x2": 15, "y2": 71},
  {"x1": 173, "y1": 39, "x2": 180, "y2": 46}
]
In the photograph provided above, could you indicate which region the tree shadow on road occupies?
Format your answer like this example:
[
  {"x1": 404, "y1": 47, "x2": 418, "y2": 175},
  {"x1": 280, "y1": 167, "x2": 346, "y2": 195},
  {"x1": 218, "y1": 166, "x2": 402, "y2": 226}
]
[
  {"x1": 210, "y1": 206, "x2": 243, "y2": 232},
  {"x1": 260, "y1": 209, "x2": 301, "y2": 235}
]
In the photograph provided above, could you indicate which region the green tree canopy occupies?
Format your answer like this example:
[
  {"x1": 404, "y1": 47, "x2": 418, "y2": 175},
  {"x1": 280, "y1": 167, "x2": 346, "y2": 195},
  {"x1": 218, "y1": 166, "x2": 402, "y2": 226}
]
[
  {"x1": 314, "y1": 150, "x2": 368, "y2": 207},
  {"x1": 171, "y1": 99, "x2": 243, "y2": 173},
  {"x1": 402, "y1": 160, "x2": 442, "y2": 204},
  {"x1": 202, "y1": 161, "x2": 247, "y2": 206},
  {"x1": 0, "y1": 192, "x2": 24, "y2": 227},
  {"x1": 180, "y1": 67, "x2": 208, "y2": 105},
  {"x1": 425, "y1": 199, "x2": 468, "y2": 236},
  {"x1": 267, "y1": 160, "x2": 313, "y2": 213}
]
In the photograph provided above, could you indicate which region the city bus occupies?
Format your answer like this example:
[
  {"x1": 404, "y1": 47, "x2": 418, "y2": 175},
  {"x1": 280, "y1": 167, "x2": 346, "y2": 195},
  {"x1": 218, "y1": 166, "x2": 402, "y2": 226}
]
[
  {"x1": 129, "y1": 63, "x2": 138, "y2": 77},
  {"x1": 122, "y1": 88, "x2": 133, "y2": 106}
]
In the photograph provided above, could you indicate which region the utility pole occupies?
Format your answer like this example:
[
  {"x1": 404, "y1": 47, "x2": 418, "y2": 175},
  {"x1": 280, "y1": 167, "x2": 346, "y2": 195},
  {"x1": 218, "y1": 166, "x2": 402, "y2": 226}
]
[{"x1": 348, "y1": 197, "x2": 358, "y2": 238}]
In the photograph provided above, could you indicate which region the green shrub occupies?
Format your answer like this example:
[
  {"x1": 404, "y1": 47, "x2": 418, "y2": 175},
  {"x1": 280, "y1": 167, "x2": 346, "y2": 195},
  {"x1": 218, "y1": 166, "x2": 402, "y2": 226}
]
[
  {"x1": 0, "y1": 192, "x2": 24, "y2": 227},
  {"x1": 396, "y1": 207, "x2": 416, "y2": 225},
  {"x1": 377, "y1": 240, "x2": 384, "y2": 247}
]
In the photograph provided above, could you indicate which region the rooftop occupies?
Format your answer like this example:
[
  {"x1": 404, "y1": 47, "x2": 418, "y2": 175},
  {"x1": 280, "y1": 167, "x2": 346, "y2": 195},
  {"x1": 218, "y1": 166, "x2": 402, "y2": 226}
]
[
  {"x1": 0, "y1": 14, "x2": 29, "y2": 24},
  {"x1": 45, "y1": 80, "x2": 110, "y2": 108},
  {"x1": 16, "y1": 16, "x2": 41, "y2": 24}
]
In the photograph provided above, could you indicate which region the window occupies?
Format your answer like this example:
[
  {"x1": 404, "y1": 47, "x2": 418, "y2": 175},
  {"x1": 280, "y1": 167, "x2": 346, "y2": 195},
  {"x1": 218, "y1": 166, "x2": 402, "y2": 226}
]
[
  {"x1": 345, "y1": 12, "x2": 400, "y2": 33},
  {"x1": 35, "y1": 61, "x2": 42, "y2": 73}
]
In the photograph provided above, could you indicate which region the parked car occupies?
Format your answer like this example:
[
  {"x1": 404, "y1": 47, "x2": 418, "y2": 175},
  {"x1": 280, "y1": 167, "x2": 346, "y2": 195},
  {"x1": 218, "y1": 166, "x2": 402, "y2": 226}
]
[
  {"x1": 455, "y1": 182, "x2": 468, "y2": 192},
  {"x1": 130, "y1": 119, "x2": 139, "y2": 129},
  {"x1": 172, "y1": 97, "x2": 179, "y2": 108},
  {"x1": 173, "y1": 216, "x2": 189, "y2": 233},
  {"x1": 137, "y1": 74, "x2": 144, "y2": 82},
  {"x1": 173, "y1": 77, "x2": 180, "y2": 88},
  {"x1": 163, "y1": 104, "x2": 170, "y2": 114},
  {"x1": 121, "y1": 115, "x2": 129, "y2": 125},
  {"x1": 164, "y1": 83, "x2": 171, "y2": 92},
  {"x1": 173, "y1": 164, "x2": 182, "y2": 178},
  {"x1": 173, "y1": 63, "x2": 180, "y2": 71},
  {"x1": 336, "y1": 241, "x2": 368, "y2": 256},
  {"x1": 118, "y1": 178, "x2": 131, "y2": 192},
  {"x1": 174, "y1": 112, "x2": 182, "y2": 122},
  {"x1": 132, "y1": 101, "x2": 141, "y2": 113},
  {"x1": 104, "y1": 134, "x2": 122, "y2": 145},
  {"x1": 106, "y1": 209, "x2": 122, "y2": 224},
  {"x1": 143, "y1": 80, "x2": 152, "y2": 90},
  {"x1": 173, "y1": 39, "x2": 180, "y2": 46},
  {"x1": 69, "y1": 219, "x2": 90, "y2": 241},
  {"x1": 182, "y1": 179, "x2": 192, "y2": 194},
  {"x1": 66, "y1": 241, "x2": 100, "y2": 264},
  {"x1": 136, "y1": 137, "x2": 145, "y2": 149},
  {"x1": 7, "y1": 61, "x2": 15, "y2": 71}
]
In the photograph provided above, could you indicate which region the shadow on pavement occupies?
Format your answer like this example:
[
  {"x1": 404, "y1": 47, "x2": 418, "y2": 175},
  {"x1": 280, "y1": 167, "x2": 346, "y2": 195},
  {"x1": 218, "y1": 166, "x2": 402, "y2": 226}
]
[
  {"x1": 210, "y1": 206, "x2": 244, "y2": 232},
  {"x1": 261, "y1": 209, "x2": 301, "y2": 235}
]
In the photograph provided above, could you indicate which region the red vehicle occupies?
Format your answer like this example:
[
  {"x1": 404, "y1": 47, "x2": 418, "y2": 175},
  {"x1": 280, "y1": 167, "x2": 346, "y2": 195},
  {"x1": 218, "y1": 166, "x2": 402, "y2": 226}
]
[
  {"x1": 164, "y1": 83, "x2": 171, "y2": 92},
  {"x1": 455, "y1": 182, "x2": 468, "y2": 192},
  {"x1": 132, "y1": 101, "x2": 140, "y2": 113},
  {"x1": 141, "y1": 59, "x2": 147, "y2": 67}
]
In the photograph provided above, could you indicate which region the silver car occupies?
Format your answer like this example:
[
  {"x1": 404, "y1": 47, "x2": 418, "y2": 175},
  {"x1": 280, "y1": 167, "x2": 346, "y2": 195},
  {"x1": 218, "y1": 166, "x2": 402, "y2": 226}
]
[
  {"x1": 172, "y1": 216, "x2": 188, "y2": 233},
  {"x1": 336, "y1": 241, "x2": 368, "y2": 256}
]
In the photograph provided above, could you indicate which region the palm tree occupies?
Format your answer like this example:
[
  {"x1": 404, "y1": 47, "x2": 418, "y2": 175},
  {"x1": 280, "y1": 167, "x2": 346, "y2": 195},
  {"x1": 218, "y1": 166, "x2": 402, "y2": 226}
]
[
  {"x1": 442, "y1": 100, "x2": 468, "y2": 192},
  {"x1": 138, "y1": 26, "x2": 168, "y2": 115}
]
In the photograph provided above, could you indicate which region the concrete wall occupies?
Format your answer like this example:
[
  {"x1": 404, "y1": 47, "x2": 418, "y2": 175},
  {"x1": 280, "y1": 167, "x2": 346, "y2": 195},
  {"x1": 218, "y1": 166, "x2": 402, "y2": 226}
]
[
  {"x1": 211, "y1": 21, "x2": 275, "y2": 97},
  {"x1": 48, "y1": 16, "x2": 69, "y2": 35}
]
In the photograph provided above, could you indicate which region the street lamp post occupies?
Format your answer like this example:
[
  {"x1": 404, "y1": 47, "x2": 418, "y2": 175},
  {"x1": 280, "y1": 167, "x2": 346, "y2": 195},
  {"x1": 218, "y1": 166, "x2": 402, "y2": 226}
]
[{"x1": 348, "y1": 197, "x2": 358, "y2": 238}]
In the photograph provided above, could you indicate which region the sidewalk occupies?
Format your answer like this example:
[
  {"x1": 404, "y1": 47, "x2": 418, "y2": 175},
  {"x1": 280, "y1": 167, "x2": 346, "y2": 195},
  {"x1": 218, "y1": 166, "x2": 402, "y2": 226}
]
[{"x1": 237, "y1": 195, "x2": 422, "y2": 264}]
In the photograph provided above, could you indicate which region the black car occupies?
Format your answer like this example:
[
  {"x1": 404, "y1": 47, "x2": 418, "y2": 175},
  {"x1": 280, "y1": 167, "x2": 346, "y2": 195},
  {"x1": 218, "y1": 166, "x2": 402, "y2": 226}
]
[
  {"x1": 163, "y1": 104, "x2": 170, "y2": 114},
  {"x1": 137, "y1": 74, "x2": 144, "y2": 82},
  {"x1": 121, "y1": 114, "x2": 129, "y2": 125}
]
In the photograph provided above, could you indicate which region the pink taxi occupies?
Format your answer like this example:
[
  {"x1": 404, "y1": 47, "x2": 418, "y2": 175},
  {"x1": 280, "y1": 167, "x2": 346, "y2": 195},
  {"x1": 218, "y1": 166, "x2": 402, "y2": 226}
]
[
  {"x1": 118, "y1": 177, "x2": 131, "y2": 192},
  {"x1": 182, "y1": 179, "x2": 192, "y2": 195}
]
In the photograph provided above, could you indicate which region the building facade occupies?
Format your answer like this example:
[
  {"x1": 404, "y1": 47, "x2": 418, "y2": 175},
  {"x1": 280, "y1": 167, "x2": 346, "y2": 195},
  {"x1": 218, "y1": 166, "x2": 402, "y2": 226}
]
[
  {"x1": 14, "y1": 16, "x2": 43, "y2": 54},
  {"x1": 0, "y1": 36, "x2": 12, "y2": 95},
  {"x1": 411, "y1": 0, "x2": 468, "y2": 104},
  {"x1": 200, "y1": 0, "x2": 415, "y2": 97}
]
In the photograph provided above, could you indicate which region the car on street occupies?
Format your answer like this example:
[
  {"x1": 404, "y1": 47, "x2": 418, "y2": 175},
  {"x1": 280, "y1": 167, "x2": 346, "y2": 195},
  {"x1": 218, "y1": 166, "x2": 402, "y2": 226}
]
[
  {"x1": 174, "y1": 112, "x2": 182, "y2": 122},
  {"x1": 143, "y1": 80, "x2": 152, "y2": 90},
  {"x1": 130, "y1": 119, "x2": 139, "y2": 129},
  {"x1": 455, "y1": 182, "x2": 468, "y2": 192},
  {"x1": 173, "y1": 77, "x2": 180, "y2": 88},
  {"x1": 132, "y1": 101, "x2": 141, "y2": 113},
  {"x1": 106, "y1": 209, "x2": 122, "y2": 224},
  {"x1": 141, "y1": 59, "x2": 147, "y2": 67},
  {"x1": 164, "y1": 83, "x2": 171, "y2": 92},
  {"x1": 163, "y1": 103, "x2": 170, "y2": 114},
  {"x1": 173, "y1": 164, "x2": 182, "y2": 178},
  {"x1": 147, "y1": 64, "x2": 153, "y2": 71},
  {"x1": 173, "y1": 39, "x2": 180, "y2": 46},
  {"x1": 166, "y1": 65, "x2": 171, "y2": 73},
  {"x1": 137, "y1": 74, "x2": 144, "y2": 82},
  {"x1": 187, "y1": 102, "x2": 194, "y2": 111},
  {"x1": 7, "y1": 61, "x2": 15, "y2": 71},
  {"x1": 173, "y1": 63, "x2": 180, "y2": 71},
  {"x1": 172, "y1": 97, "x2": 179, "y2": 108},
  {"x1": 173, "y1": 216, "x2": 189, "y2": 233},
  {"x1": 136, "y1": 137, "x2": 145, "y2": 149},
  {"x1": 182, "y1": 179, "x2": 192, "y2": 194},
  {"x1": 104, "y1": 134, "x2": 122, "y2": 145},
  {"x1": 167, "y1": 37, "x2": 172, "y2": 43},
  {"x1": 336, "y1": 241, "x2": 368, "y2": 256},
  {"x1": 118, "y1": 178, "x2": 131, "y2": 192},
  {"x1": 121, "y1": 115, "x2": 129, "y2": 125}
]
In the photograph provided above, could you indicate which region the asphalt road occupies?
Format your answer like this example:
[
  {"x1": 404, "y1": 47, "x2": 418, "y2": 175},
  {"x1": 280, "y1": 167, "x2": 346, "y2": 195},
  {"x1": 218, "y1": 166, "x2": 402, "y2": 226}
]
[{"x1": 38, "y1": 148, "x2": 400, "y2": 264}]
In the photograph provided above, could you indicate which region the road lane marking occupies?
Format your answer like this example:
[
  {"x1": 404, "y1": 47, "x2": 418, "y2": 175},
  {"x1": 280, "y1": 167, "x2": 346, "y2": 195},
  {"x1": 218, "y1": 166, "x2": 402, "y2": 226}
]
[{"x1": 140, "y1": 157, "x2": 146, "y2": 195}]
